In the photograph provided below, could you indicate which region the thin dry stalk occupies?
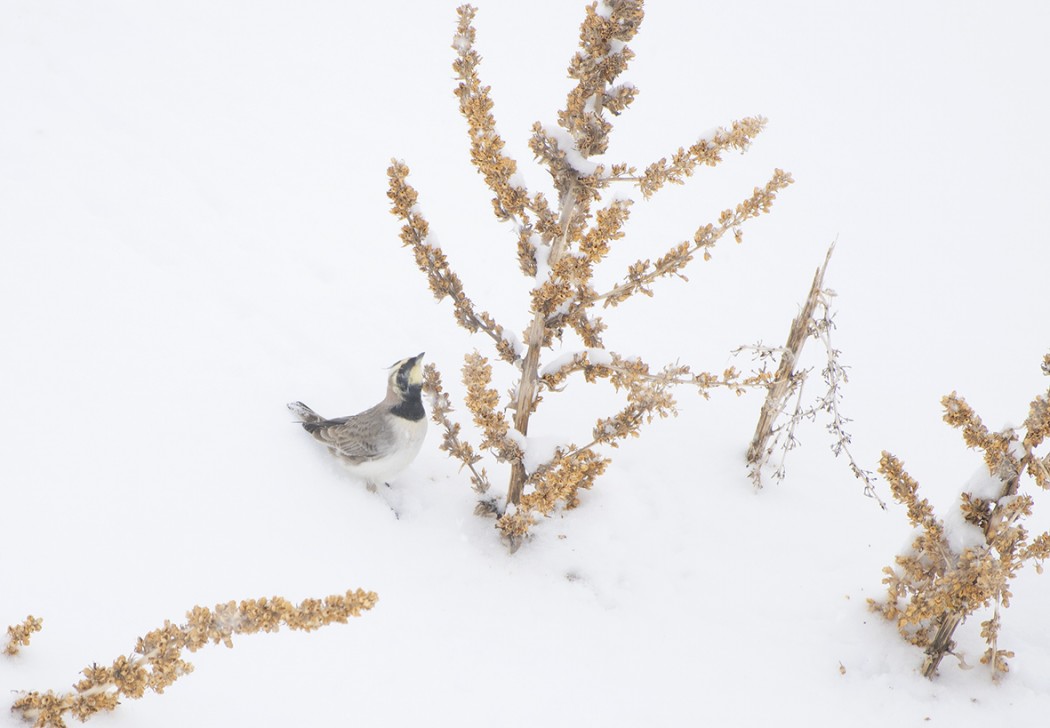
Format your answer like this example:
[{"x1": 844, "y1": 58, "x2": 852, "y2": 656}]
[
  {"x1": 739, "y1": 243, "x2": 882, "y2": 506},
  {"x1": 747, "y1": 245, "x2": 832, "y2": 475},
  {"x1": 920, "y1": 612, "x2": 965, "y2": 678}
]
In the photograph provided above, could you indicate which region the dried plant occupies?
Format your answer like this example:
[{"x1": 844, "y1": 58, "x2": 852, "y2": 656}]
[
  {"x1": 11, "y1": 589, "x2": 378, "y2": 727},
  {"x1": 392, "y1": 1, "x2": 792, "y2": 549},
  {"x1": 741, "y1": 243, "x2": 883, "y2": 507},
  {"x1": 869, "y1": 354, "x2": 1050, "y2": 679},
  {"x1": 4, "y1": 616, "x2": 43, "y2": 657}
]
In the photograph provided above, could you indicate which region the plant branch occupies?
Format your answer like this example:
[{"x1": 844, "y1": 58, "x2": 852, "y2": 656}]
[
  {"x1": 577, "y1": 168, "x2": 794, "y2": 311},
  {"x1": 12, "y1": 590, "x2": 378, "y2": 727}
]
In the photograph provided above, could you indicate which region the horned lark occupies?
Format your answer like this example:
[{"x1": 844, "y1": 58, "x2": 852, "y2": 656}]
[{"x1": 288, "y1": 353, "x2": 427, "y2": 490}]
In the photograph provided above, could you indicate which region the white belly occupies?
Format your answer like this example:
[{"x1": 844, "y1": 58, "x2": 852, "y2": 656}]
[{"x1": 339, "y1": 415, "x2": 427, "y2": 485}]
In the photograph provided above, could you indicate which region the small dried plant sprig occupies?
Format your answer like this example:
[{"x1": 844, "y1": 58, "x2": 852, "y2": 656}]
[
  {"x1": 453, "y1": 5, "x2": 527, "y2": 220},
  {"x1": 817, "y1": 321, "x2": 882, "y2": 506},
  {"x1": 869, "y1": 355, "x2": 1050, "y2": 680},
  {"x1": 560, "y1": 0, "x2": 645, "y2": 158},
  {"x1": 387, "y1": 161, "x2": 519, "y2": 364},
  {"x1": 4, "y1": 615, "x2": 43, "y2": 656},
  {"x1": 463, "y1": 351, "x2": 524, "y2": 464},
  {"x1": 452, "y1": 4, "x2": 563, "y2": 280},
  {"x1": 631, "y1": 117, "x2": 770, "y2": 198},
  {"x1": 423, "y1": 363, "x2": 490, "y2": 494},
  {"x1": 539, "y1": 350, "x2": 772, "y2": 402},
  {"x1": 12, "y1": 589, "x2": 378, "y2": 727},
  {"x1": 743, "y1": 244, "x2": 883, "y2": 506},
  {"x1": 942, "y1": 392, "x2": 1018, "y2": 484},
  {"x1": 1021, "y1": 384, "x2": 1050, "y2": 489},
  {"x1": 585, "y1": 169, "x2": 794, "y2": 309}
]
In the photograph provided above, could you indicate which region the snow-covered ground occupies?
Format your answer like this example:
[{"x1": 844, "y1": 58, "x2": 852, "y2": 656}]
[{"x1": 3, "y1": 2, "x2": 1050, "y2": 725}]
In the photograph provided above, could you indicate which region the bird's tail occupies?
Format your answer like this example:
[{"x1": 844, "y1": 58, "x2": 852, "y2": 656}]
[{"x1": 287, "y1": 401, "x2": 325, "y2": 425}]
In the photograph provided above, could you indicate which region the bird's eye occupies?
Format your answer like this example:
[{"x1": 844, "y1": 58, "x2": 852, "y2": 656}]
[{"x1": 395, "y1": 362, "x2": 410, "y2": 391}]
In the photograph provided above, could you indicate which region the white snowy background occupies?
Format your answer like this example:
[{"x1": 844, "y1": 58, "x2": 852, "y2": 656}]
[{"x1": 3, "y1": 1, "x2": 1050, "y2": 725}]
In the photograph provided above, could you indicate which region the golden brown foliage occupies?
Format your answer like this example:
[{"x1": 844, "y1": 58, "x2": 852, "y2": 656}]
[
  {"x1": 11, "y1": 589, "x2": 378, "y2": 727},
  {"x1": 397, "y1": 1, "x2": 792, "y2": 547},
  {"x1": 634, "y1": 117, "x2": 770, "y2": 198},
  {"x1": 869, "y1": 354, "x2": 1050, "y2": 679},
  {"x1": 497, "y1": 447, "x2": 611, "y2": 548},
  {"x1": 4, "y1": 615, "x2": 43, "y2": 657},
  {"x1": 462, "y1": 351, "x2": 524, "y2": 464}
]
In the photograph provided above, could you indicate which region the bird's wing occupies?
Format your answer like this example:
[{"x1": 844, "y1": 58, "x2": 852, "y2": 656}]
[{"x1": 307, "y1": 410, "x2": 393, "y2": 463}]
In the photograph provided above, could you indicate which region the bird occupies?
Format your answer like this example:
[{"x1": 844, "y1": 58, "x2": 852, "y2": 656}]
[{"x1": 288, "y1": 353, "x2": 427, "y2": 491}]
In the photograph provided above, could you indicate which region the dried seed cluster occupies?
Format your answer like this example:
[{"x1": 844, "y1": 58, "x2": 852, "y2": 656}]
[
  {"x1": 4, "y1": 616, "x2": 43, "y2": 657},
  {"x1": 393, "y1": 1, "x2": 791, "y2": 547}
]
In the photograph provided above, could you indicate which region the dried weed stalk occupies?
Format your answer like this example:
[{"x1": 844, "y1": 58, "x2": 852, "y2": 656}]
[
  {"x1": 392, "y1": 1, "x2": 792, "y2": 549},
  {"x1": 741, "y1": 244, "x2": 883, "y2": 506},
  {"x1": 4, "y1": 616, "x2": 43, "y2": 657},
  {"x1": 11, "y1": 589, "x2": 378, "y2": 727},
  {"x1": 869, "y1": 355, "x2": 1050, "y2": 679}
]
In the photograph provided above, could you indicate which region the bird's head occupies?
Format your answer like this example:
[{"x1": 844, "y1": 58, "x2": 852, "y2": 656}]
[{"x1": 388, "y1": 352, "x2": 425, "y2": 399}]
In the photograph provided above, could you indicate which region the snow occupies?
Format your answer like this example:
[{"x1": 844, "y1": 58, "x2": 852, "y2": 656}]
[
  {"x1": 3, "y1": 1, "x2": 1050, "y2": 727},
  {"x1": 540, "y1": 123, "x2": 603, "y2": 176},
  {"x1": 452, "y1": 33, "x2": 471, "y2": 53},
  {"x1": 942, "y1": 496, "x2": 990, "y2": 555},
  {"x1": 500, "y1": 327, "x2": 524, "y2": 358},
  {"x1": 531, "y1": 234, "x2": 552, "y2": 285},
  {"x1": 505, "y1": 427, "x2": 527, "y2": 453},
  {"x1": 522, "y1": 435, "x2": 568, "y2": 474},
  {"x1": 964, "y1": 463, "x2": 1010, "y2": 502},
  {"x1": 538, "y1": 348, "x2": 615, "y2": 379}
]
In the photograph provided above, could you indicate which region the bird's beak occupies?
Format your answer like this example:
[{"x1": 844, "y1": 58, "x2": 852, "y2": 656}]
[{"x1": 408, "y1": 352, "x2": 425, "y2": 385}]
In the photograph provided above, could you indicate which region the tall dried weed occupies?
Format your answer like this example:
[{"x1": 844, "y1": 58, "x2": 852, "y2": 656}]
[{"x1": 391, "y1": 1, "x2": 794, "y2": 548}]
